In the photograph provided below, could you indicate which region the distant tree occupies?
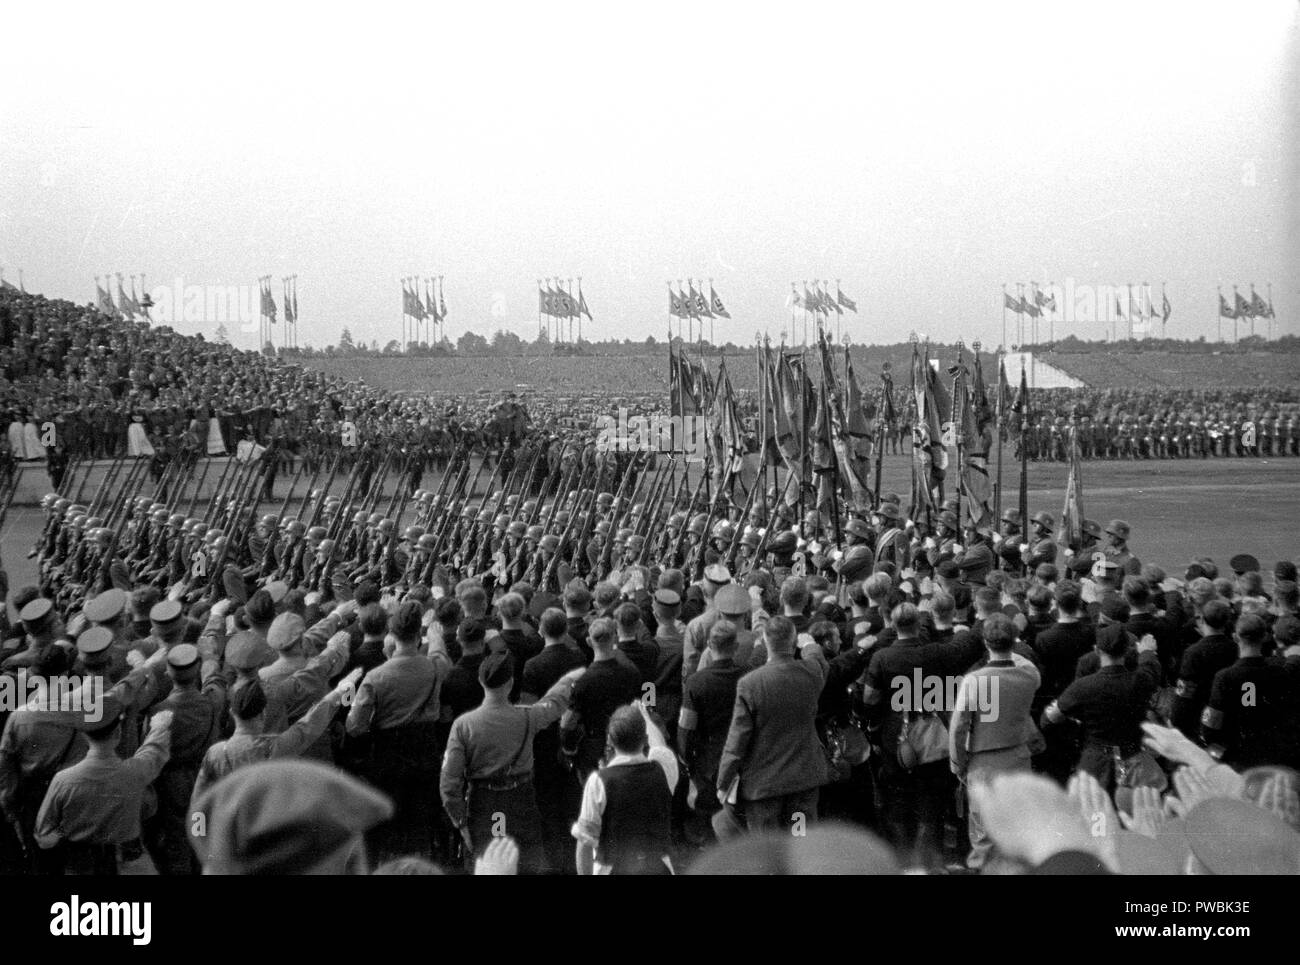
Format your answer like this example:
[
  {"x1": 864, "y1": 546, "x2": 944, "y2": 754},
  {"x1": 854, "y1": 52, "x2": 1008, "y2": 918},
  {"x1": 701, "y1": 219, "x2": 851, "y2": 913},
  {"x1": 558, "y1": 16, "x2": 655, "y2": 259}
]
[
  {"x1": 383, "y1": 339, "x2": 400, "y2": 354},
  {"x1": 262, "y1": 340, "x2": 275, "y2": 356},
  {"x1": 338, "y1": 327, "x2": 355, "y2": 352},
  {"x1": 458, "y1": 331, "x2": 489, "y2": 355},
  {"x1": 214, "y1": 322, "x2": 230, "y2": 345},
  {"x1": 492, "y1": 329, "x2": 524, "y2": 354}
]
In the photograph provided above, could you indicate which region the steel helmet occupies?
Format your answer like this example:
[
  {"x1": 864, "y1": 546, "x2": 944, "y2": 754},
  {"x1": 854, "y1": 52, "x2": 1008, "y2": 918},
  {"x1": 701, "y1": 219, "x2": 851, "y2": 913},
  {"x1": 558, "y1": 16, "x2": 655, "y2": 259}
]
[
  {"x1": 404, "y1": 524, "x2": 426, "y2": 543},
  {"x1": 687, "y1": 513, "x2": 709, "y2": 537},
  {"x1": 150, "y1": 508, "x2": 169, "y2": 525},
  {"x1": 306, "y1": 525, "x2": 327, "y2": 542},
  {"x1": 507, "y1": 520, "x2": 527, "y2": 539},
  {"x1": 417, "y1": 533, "x2": 438, "y2": 552},
  {"x1": 525, "y1": 524, "x2": 544, "y2": 542}
]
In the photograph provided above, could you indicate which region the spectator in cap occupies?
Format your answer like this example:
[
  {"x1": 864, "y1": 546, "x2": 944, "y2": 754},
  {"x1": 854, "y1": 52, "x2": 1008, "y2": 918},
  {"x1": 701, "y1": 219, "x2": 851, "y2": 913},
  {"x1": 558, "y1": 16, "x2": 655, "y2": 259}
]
[
  {"x1": 141, "y1": 637, "x2": 233, "y2": 876},
  {"x1": 1201, "y1": 614, "x2": 1298, "y2": 769},
  {"x1": 698, "y1": 585, "x2": 757, "y2": 672},
  {"x1": 258, "y1": 601, "x2": 357, "y2": 741},
  {"x1": 441, "y1": 652, "x2": 586, "y2": 874},
  {"x1": 572, "y1": 701, "x2": 678, "y2": 874},
  {"x1": 34, "y1": 707, "x2": 174, "y2": 875},
  {"x1": 346, "y1": 601, "x2": 451, "y2": 863},
  {"x1": 680, "y1": 565, "x2": 735, "y2": 681},
  {"x1": 190, "y1": 670, "x2": 361, "y2": 814},
  {"x1": 714, "y1": 616, "x2": 830, "y2": 842},
  {"x1": 0, "y1": 644, "x2": 164, "y2": 873},
  {"x1": 191, "y1": 759, "x2": 393, "y2": 874}
]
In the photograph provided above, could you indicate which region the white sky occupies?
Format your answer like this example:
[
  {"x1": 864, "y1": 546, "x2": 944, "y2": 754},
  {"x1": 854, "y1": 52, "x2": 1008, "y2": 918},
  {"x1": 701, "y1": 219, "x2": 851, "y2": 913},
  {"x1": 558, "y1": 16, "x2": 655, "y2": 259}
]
[{"x1": 1, "y1": 0, "x2": 1296, "y2": 350}]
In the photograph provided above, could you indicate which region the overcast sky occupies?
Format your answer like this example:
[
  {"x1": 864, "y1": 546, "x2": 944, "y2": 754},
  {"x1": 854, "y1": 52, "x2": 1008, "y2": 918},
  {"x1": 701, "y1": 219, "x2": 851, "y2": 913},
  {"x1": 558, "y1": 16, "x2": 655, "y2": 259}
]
[{"x1": 1, "y1": 1, "x2": 1295, "y2": 351}]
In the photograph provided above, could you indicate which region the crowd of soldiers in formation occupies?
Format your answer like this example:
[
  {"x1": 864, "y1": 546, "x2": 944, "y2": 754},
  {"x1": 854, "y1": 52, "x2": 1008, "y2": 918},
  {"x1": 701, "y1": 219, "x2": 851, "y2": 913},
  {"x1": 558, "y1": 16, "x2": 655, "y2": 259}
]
[{"x1": 3, "y1": 415, "x2": 1300, "y2": 876}]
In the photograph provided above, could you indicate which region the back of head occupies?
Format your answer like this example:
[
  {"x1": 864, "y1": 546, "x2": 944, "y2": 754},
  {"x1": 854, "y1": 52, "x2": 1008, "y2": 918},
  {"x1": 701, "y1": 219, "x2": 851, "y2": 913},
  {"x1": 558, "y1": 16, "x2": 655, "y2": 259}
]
[
  {"x1": 539, "y1": 607, "x2": 567, "y2": 640},
  {"x1": 358, "y1": 604, "x2": 387, "y2": 638},
  {"x1": 389, "y1": 600, "x2": 424, "y2": 646},
  {"x1": 763, "y1": 614, "x2": 796, "y2": 655},
  {"x1": 615, "y1": 602, "x2": 641, "y2": 635},
  {"x1": 930, "y1": 590, "x2": 955, "y2": 625},
  {"x1": 588, "y1": 617, "x2": 616, "y2": 653},
  {"x1": 780, "y1": 576, "x2": 809, "y2": 613},
  {"x1": 497, "y1": 592, "x2": 525, "y2": 624},
  {"x1": 891, "y1": 602, "x2": 920, "y2": 638},
  {"x1": 607, "y1": 704, "x2": 647, "y2": 756},
  {"x1": 982, "y1": 613, "x2": 1016, "y2": 654},
  {"x1": 1201, "y1": 598, "x2": 1233, "y2": 634},
  {"x1": 1054, "y1": 579, "x2": 1082, "y2": 616},
  {"x1": 1122, "y1": 576, "x2": 1151, "y2": 610}
]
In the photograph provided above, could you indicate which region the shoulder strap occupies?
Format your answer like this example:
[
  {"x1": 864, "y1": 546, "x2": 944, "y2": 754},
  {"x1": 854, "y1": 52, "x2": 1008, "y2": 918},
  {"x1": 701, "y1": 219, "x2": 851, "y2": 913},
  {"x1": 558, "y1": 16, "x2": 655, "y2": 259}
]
[{"x1": 505, "y1": 709, "x2": 532, "y2": 772}]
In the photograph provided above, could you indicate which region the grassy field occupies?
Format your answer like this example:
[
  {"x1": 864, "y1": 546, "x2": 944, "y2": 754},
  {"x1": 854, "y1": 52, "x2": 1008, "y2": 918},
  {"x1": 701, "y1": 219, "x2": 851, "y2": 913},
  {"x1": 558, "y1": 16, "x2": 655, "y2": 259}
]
[
  {"x1": 4, "y1": 447, "x2": 1297, "y2": 596},
  {"x1": 301, "y1": 347, "x2": 1300, "y2": 398}
]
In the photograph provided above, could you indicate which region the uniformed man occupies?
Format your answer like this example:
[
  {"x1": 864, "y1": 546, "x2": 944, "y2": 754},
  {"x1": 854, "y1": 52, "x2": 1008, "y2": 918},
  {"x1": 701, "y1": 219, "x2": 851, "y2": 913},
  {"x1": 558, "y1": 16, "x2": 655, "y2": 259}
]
[
  {"x1": 34, "y1": 705, "x2": 174, "y2": 875},
  {"x1": 440, "y1": 652, "x2": 585, "y2": 873},
  {"x1": 1103, "y1": 519, "x2": 1142, "y2": 576}
]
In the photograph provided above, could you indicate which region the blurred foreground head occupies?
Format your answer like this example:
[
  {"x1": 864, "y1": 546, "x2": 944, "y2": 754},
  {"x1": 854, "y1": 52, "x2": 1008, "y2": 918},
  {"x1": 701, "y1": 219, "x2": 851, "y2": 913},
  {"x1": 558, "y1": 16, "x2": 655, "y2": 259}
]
[
  {"x1": 687, "y1": 823, "x2": 899, "y2": 875},
  {"x1": 191, "y1": 759, "x2": 393, "y2": 874}
]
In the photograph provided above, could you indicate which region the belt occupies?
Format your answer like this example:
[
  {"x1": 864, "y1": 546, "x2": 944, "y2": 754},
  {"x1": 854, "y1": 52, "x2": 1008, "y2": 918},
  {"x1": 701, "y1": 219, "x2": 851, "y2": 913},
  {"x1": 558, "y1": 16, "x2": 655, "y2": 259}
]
[{"x1": 469, "y1": 773, "x2": 533, "y2": 792}]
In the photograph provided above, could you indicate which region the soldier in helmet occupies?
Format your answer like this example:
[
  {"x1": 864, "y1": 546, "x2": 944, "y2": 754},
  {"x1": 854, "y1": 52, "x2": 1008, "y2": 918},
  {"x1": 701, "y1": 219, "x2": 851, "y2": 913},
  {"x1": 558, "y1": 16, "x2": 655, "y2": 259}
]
[{"x1": 994, "y1": 508, "x2": 1024, "y2": 574}]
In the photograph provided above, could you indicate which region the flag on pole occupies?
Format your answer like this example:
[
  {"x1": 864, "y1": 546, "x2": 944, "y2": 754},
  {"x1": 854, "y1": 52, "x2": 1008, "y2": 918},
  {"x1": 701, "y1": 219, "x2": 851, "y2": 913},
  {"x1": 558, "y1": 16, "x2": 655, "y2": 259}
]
[
  {"x1": 438, "y1": 280, "x2": 447, "y2": 321},
  {"x1": 1234, "y1": 290, "x2": 1252, "y2": 319},
  {"x1": 1161, "y1": 291, "x2": 1172, "y2": 324},
  {"x1": 1058, "y1": 427, "x2": 1085, "y2": 552},
  {"x1": 709, "y1": 284, "x2": 730, "y2": 319},
  {"x1": 1003, "y1": 291, "x2": 1021, "y2": 313},
  {"x1": 954, "y1": 356, "x2": 993, "y2": 530},
  {"x1": 685, "y1": 282, "x2": 702, "y2": 320},
  {"x1": 577, "y1": 288, "x2": 592, "y2": 321},
  {"x1": 837, "y1": 286, "x2": 858, "y2": 313},
  {"x1": 1250, "y1": 287, "x2": 1268, "y2": 317},
  {"x1": 1219, "y1": 292, "x2": 1236, "y2": 319},
  {"x1": 669, "y1": 286, "x2": 688, "y2": 318}
]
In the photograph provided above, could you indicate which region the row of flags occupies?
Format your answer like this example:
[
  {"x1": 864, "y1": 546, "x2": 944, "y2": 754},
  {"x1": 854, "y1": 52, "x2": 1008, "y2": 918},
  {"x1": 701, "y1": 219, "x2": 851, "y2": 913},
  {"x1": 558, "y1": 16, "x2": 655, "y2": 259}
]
[
  {"x1": 93, "y1": 274, "x2": 150, "y2": 320},
  {"x1": 1002, "y1": 283, "x2": 1059, "y2": 318},
  {"x1": 1219, "y1": 285, "x2": 1276, "y2": 321},
  {"x1": 668, "y1": 280, "x2": 729, "y2": 320},
  {"x1": 403, "y1": 277, "x2": 447, "y2": 322},
  {"x1": 792, "y1": 281, "x2": 857, "y2": 315},
  {"x1": 259, "y1": 276, "x2": 298, "y2": 324},
  {"x1": 538, "y1": 278, "x2": 592, "y2": 321}
]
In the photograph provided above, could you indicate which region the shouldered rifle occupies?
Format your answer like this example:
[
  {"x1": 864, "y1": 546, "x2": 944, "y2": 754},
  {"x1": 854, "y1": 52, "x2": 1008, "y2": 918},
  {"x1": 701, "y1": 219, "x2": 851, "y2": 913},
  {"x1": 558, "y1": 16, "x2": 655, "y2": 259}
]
[{"x1": 723, "y1": 462, "x2": 762, "y2": 572}]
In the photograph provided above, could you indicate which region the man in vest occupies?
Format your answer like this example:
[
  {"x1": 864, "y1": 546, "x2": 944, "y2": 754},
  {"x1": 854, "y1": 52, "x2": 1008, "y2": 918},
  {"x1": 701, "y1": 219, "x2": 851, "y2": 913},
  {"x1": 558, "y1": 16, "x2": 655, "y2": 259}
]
[{"x1": 572, "y1": 701, "x2": 678, "y2": 874}]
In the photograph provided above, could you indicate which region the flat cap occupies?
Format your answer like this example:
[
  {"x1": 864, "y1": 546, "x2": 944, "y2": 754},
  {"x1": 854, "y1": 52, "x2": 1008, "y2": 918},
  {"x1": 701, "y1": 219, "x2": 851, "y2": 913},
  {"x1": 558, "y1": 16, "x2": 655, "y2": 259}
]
[
  {"x1": 83, "y1": 588, "x2": 128, "y2": 624},
  {"x1": 167, "y1": 643, "x2": 200, "y2": 669},
  {"x1": 150, "y1": 600, "x2": 183, "y2": 625},
  {"x1": 478, "y1": 651, "x2": 516, "y2": 689},
  {"x1": 267, "y1": 613, "x2": 305, "y2": 651},
  {"x1": 193, "y1": 760, "x2": 394, "y2": 874},
  {"x1": 653, "y1": 588, "x2": 681, "y2": 608},
  {"x1": 19, "y1": 598, "x2": 54, "y2": 624},
  {"x1": 76, "y1": 625, "x2": 115, "y2": 656},
  {"x1": 703, "y1": 564, "x2": 732, "y2": 586},
  {"x1": 715, "y1": 584, "x2": 751, "y2": 617},
  {"x1": 225, "y1": 630, "x2": 275, "y2": 671}
]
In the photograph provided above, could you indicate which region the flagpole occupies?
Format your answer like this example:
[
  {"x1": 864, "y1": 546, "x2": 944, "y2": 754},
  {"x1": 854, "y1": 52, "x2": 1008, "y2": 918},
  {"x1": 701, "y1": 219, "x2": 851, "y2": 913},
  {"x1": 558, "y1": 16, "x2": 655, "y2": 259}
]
[
  {"x1": 1233, "y1": 286, "x2": 1239, "y2": 344},
  {"x1": 1250, "y1": 283, "x2": 1256, "y2": 341},
  {"x1": 1018, "y1": 359, "x2": 1029, "y2": 529},
  {"x1": 952, "y1": 341, "x2": 964, "y2": 534},
  {"x1": 994, "y1": 349, "x2": 1005, "y2": 525},
  {"x1": 1016, "y1": 282, "x2": 1024, "y2": 348},
  {"x1": 1267, "y1": 283, "x2": 1273, "y2": 341}
]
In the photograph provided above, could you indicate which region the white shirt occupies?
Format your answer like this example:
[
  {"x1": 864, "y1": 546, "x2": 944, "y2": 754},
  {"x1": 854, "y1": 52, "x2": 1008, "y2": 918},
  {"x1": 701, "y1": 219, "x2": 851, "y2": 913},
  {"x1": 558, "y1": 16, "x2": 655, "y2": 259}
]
[{"x1": 571, "y1": 745, "x2": 679, "y2": 875}]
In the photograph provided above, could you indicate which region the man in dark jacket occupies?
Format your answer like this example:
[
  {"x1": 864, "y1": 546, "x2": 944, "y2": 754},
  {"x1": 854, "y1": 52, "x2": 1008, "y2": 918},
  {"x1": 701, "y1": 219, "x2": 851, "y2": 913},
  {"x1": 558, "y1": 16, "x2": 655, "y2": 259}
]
[{"x1": 713, "y1": 616, "x2": 829, "y2": 839}]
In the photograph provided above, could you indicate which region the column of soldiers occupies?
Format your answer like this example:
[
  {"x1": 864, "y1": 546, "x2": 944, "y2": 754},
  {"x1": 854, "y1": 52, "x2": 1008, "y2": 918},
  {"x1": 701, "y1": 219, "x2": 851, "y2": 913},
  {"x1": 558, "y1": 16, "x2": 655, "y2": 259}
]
[{"x1": 1014, "y1": 411, "x2": 1299, "y2": 462}]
